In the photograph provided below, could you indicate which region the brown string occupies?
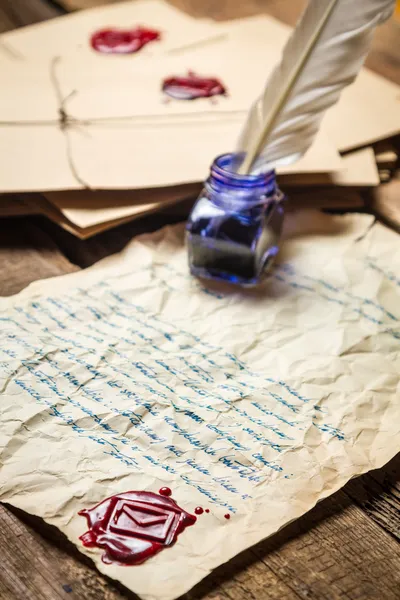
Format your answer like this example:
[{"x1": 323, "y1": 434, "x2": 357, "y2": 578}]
[
  {"x1": 49, "y1": 56, "x2": 92, "y2": 189},
  {"x1": 167, "y1": 32, "x2": 227, "y2": 55},
  {"x1": 0, "y1": 53, "x2": 242, "y2": 188}
]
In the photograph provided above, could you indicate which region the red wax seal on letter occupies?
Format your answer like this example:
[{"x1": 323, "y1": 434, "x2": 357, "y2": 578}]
[
  {"x1": 91, "y1": 27, "x2": 161, "y2": 54},
  {"x1": 78, "y1": 490, "x2": 196, "y2": 565},
  {"x1": 162, "y1": 71, "x2": 227, "y2": 100}
]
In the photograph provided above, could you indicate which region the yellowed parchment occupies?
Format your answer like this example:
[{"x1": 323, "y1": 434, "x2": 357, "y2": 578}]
[
  {"x1": 0, "y1": 211, "x2": 399, "y2": 600},
  {"x1": 1, "y1": 6, "x2": 398, "y2": 160},
  {"x1": 0, "y1": 40, "x2": 341, "y2": 193},
  {"x1": 44, "y1": 184, "x2": 201, "y2": 230},
  {"x1": 0, "y1": 0, "x2": 226, "y2": 59},
  {"x1": 281, "y1": 147, "x2": 380, "y2": 188},
  {"x1": 40, "y1": 148, "x2": 376, "y2": 238},
  {"x1": 1, "y1": 5, "x2": 397, "y2": 196}
]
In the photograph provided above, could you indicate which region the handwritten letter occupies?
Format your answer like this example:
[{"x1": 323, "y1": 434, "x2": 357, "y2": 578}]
[{"x1": 0, "y1": 211, "x2": 399, "y2": 600}]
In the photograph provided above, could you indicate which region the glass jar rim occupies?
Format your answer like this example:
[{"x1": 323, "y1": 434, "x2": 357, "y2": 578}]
[{"x1": 211, "y1": 153, "x2": 276, "y2": 191}]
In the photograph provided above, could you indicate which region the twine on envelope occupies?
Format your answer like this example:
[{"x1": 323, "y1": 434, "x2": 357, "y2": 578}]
[{"x1": 0, "y1": 51, "x2": 243, "y2": 189}]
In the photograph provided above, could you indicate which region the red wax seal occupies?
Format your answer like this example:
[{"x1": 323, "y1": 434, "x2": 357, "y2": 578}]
[
  {"x1": 162, "y1": 70, "x2": 227, "y2": 100},
  {"x1": 79, "y1": 490, "x2": 196, "y2": 565},
  {"x1": 91, "y1": 27, "x2": 161, "y2": 54}
]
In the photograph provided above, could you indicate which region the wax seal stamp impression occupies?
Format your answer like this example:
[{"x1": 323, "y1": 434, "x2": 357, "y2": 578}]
[
  {"x1": 162, "y1": 71, "x2": 227, "y2": 100},
  {"x1": 91, "y1": 27, "x2": 161, "y2": 54},
  {"x1": 78, "y1": 490, "x2": 196, "y2": 565}
]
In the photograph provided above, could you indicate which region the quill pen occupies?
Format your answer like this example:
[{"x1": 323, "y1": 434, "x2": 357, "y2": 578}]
[{"x1": 237, "y1": 0, "x2": 395, "y2": 174}]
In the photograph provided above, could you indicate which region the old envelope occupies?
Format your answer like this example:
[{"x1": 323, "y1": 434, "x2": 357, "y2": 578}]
[
  {"x1": 0, "y1": 0, "x2": 227, "y2": 60},
  {"x1": 41, "y1": 148, "x2": 376, "y2": 238},
  {"x1": 1, "y1": 7, "x2": 398, "y2": 153},
  {"x1": 0, "y1": 41, "x2": 341, "y2": 192},
  {"x1": 43, "y1": 183, "x2": 202, "y2": 232}
]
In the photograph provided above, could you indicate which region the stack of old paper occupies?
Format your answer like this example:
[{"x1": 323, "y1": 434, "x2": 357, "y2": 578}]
[{"x1": 0, "y1": 0, "x2": 399, "y2": 237}]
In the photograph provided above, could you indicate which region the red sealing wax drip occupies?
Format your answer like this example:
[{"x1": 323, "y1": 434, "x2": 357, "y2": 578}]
[
  {"x1": 159, "y1": 487, "x2": 172, "y2": 497},
  {"x1": 194, "y1": 507, "x2": 204, "y2": 515},
  {"x1": 91, "y1": 26, "x2": 161, "y2": 54},
  {"x1": 162, "y1": 70, "x2": 227, "y2": 100},
  {"x1": 78, "y1": 490, "x2": 196, "y2": 566},
  {"x1": 224, "y1": 513, "x2": 231, "y2": 520}
]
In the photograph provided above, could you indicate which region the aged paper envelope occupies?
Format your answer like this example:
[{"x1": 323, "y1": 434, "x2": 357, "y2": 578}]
[
  {"x1": 226, "y1": 16, "x2": 400, "y2": 152},
  {"x1": 0, "y1": 211, "x2": 399, "y2": 600},
  {"x1": 0, "y1": 51, "x2": 341, "y2": 192},
  {"x1": 0, "y1": 0, "x2": 226, "y2": 59},
  {"x1": 324, "y1": 68, "x2": 400, "y2": 152},
  {"x1": 2, "y1": 9, "x2": 398, "y2": 155},
  {"x1": 281, "y1": 147, "x2": 380, "y2": 187},
  {"x1": 45, "y1": 184, "x2": 201, "y2": 229},
  {"x1": 22, "y1": 194, "x2": 160, "y2": 239},
  {"x1": 41, "y1": 149, "x2": 376, "y2": 237}
]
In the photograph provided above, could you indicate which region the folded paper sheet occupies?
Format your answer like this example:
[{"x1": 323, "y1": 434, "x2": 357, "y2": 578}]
[
  {"x1": 22, "y1": 193, "x2": 181, "y2": 239},
  {"x1": 324, "y1": 68, "x2": 400, "y2": 152},
  {"x1": 0, "y1": 0, "x2": 226, "y2": 59},
  {"x1": 45, "y1": 183, "x2": 201, "y2": 229},
  {"x1": 1, "y1": 6, "x2": 398, "y2": 163},
  {"x1": 0, "y1": 211, "x2": 399, "y2": 600},
  {"x1": 0, "y1": 36, "x2": 341, "y2": 192},
  {"x1": 40, "y1": 148, "x2": 376, "y2": 238},
  {"x1": 281, "y1": 147, "x2": 380, "y2": 187}
]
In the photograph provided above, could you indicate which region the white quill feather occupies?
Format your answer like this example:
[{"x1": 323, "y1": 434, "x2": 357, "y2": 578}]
[{"x1": 237, "y1": 0, "x2": 395, "y2": 174}]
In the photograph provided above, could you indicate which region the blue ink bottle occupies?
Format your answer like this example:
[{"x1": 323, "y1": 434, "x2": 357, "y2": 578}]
[{"x1": 186, "y1": 153, "x2": 284, "y2": 286}]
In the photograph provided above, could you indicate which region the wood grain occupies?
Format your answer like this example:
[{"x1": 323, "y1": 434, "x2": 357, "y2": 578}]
[
  {"x1": 0, "y1": 1, "x2": 399, "y2": 600},
  {"x1": 368, "y1": 176, "x2": 400, "y2": 232},
  {"x1": 0, "y1": 505, "x2": 134, "y2": 600},
  {"x1": 0, "y1": 0, "x2": 63, "y2": 32},
  {"x1": 0, "y1": 218, "x2": 78, "y2": 296}
]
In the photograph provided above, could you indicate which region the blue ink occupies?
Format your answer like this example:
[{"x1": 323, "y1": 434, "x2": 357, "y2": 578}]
[
  {"x1": 183, "y1": 457, "x2": 211, "y2": 476},
  {"x1": 367, "y1": 260, "x2": 400, "y2": 287},
  {"x1": 252, "y1": 452, "x2": 283, "y2": 473},
  {"x1": 206, "y1": 424, "x2": 250, "y2": 451},
  {"x1": 0, "y1": 317, "x2": 29, "y2": 332},
  {"x1": 30, "y1": 302, "x2": 67, "y2": 329},
  {"x1": 275, "y1": 264, "x2": 400, "y2": 336},
  {"x1": 242, "y1": 427, "x2": 284, "y2": 453},
  {"x1": 165, "y1": 445, "x2": 185, "y2": 457},
  {"x1": 4, "y1": 267, "x2": 372, "y2": 514},
  {"x1": 46, "y1": 298, "x2": 79, "y2": 321},
  {"x1": 313, "y1": 421, "x2": 345, "y2": 441},
  {"x1": 180, "y1": 474, "x2": 237, "y2": 512},
  {"x1": 14, "y1": 379, "x2": 139, "y2": 467},
  {"x1": 186, "y1": 153, "x2": 284, "y2": 286},
  {"x1": 177, "y1": 409, "x2": 205, "y2": 424},
  {"x1": 213, "y1": 477, "x2": 240, "y2": 494},
  {"x1": 143, "y1": 454, "x2": 177, "y2": 474},
  {"x1": 14, "y1": 306, "x2": 41, "y2": 325},
  {"x1": 164, "y1": 417, "x2": 217, "y2": 456},
  {"x1": 218, "y1": 455, "x2": 264, "y2": 483}
]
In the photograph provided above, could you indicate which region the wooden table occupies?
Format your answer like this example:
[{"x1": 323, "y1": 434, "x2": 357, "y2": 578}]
[{"x1": 1, "y1": 2, "x2": 399, "y2": 599}]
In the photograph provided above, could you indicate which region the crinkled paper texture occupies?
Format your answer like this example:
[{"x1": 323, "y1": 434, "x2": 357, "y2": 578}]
[{"x1": 0, "y1": 211, "x2": 399, "y2": 600}]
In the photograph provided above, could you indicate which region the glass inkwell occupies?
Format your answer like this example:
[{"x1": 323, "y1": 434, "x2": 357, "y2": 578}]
[{"x1": 186, "y1": 153, "x2": 285, "y2": 286}]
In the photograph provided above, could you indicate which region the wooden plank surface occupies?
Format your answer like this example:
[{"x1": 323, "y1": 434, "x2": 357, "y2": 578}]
[
  {"x1": 0, "y1": 0, "x2": 63, "y2": 32},
  {"x1": 0, "y1": 1, "x2": 399, "y2": 600}
]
